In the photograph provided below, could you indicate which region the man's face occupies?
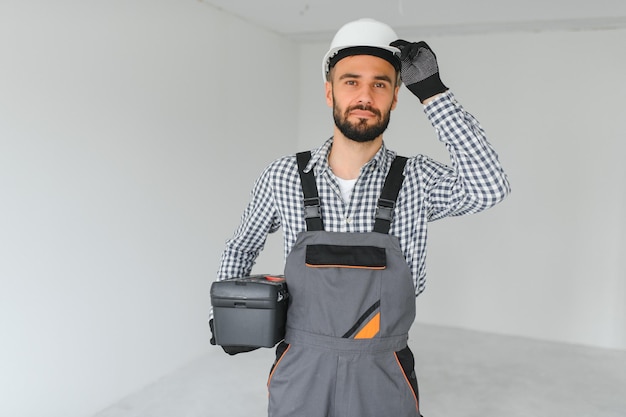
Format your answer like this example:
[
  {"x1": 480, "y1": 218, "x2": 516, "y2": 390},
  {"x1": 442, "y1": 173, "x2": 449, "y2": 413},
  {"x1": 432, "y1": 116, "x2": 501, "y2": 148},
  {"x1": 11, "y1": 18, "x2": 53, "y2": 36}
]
[{"x1": 326, "y1": 54, "x2": 399, "y2": 143}]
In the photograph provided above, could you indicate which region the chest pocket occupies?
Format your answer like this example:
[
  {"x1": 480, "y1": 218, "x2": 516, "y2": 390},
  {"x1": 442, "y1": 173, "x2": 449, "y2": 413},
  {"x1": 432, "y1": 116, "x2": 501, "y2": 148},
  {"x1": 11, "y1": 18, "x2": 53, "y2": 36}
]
[{"x1": 305, "y1": 244, "x2": 386, "y2": 270}]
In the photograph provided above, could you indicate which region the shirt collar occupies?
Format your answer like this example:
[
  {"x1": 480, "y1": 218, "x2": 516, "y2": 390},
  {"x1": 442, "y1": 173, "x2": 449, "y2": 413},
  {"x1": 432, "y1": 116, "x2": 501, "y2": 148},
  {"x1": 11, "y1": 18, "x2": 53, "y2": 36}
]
[{"x1": 305, "y1": 137, "x2": 396, "y2": 175}]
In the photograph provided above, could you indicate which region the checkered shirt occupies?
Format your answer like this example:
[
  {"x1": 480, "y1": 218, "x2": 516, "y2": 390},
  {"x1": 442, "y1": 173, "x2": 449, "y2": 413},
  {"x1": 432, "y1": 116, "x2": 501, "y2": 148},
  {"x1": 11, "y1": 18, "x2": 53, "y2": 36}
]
[{"x1": 216, "y1": 91, "x2": 510, "y2": 296}]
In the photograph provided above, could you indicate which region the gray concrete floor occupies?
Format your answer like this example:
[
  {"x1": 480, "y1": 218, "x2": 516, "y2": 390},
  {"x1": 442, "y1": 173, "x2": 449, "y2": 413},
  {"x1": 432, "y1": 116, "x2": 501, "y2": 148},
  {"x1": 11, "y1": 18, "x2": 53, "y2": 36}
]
[{"x1": 94, "y1": 323, "x2": 626, "y2": 416}]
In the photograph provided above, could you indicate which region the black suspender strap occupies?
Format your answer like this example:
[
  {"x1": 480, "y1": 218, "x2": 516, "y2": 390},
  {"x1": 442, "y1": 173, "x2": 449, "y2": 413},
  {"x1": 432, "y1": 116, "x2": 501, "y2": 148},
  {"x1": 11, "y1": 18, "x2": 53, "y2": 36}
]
[
  {"x1": 373, "y1": 156, "x2": 408, "y2": 234},
  {"x1": 296, "y1": 151, "x2": 406, "y2": 234},
  {"x1": 296, "y1": 151, "x2": 324, "y2": 231}
]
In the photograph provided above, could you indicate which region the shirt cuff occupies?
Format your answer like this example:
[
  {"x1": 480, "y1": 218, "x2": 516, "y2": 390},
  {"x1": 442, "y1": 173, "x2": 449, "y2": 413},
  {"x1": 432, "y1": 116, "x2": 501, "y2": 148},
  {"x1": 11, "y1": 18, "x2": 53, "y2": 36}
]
[{"x1": 422, "y1": 90, "x2": 465, "y2": 132}]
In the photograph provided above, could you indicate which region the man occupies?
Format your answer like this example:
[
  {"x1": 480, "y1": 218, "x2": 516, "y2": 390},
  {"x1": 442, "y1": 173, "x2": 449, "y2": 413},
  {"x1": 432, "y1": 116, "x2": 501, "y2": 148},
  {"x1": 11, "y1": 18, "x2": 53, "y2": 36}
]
[{"x1": 212, "y1": 18, "x2": 510, "y2": 417}]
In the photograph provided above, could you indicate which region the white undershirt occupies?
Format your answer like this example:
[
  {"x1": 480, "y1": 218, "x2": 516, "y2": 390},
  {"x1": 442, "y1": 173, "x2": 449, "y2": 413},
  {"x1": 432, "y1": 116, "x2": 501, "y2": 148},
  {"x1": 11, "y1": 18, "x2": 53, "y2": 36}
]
[{"x1": 334, "y1": 175, "x2": 357, "y2": 202}]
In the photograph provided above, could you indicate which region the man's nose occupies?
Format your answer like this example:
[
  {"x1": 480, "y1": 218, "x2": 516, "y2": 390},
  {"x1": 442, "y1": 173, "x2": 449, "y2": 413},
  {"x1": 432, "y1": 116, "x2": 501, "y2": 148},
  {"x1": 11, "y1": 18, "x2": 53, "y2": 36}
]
[{"x1": 356, "y1": 86, "x2": 374, "y2": 104}]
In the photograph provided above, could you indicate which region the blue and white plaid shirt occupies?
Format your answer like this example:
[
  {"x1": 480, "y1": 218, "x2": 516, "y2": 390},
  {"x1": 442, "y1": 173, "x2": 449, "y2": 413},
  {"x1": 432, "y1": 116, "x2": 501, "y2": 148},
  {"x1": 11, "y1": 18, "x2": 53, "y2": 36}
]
[{"x1": 217, "y1": 91, "x2": 510, "y2": 296}]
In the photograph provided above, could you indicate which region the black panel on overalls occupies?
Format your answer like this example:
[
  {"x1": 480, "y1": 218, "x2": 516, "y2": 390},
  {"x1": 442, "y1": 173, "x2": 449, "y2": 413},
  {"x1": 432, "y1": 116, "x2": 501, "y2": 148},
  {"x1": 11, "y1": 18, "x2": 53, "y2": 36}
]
[{"x1": 267, "y1": 151, "x2": 421, "y2": 417}]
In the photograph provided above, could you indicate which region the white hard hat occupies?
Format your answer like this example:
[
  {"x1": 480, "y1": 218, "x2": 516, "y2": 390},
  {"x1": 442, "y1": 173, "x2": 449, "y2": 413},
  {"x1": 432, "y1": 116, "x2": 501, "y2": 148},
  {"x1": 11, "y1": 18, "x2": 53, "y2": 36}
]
[{"x1": 322, "y1": 18, "x2": 401, "y2": 82}]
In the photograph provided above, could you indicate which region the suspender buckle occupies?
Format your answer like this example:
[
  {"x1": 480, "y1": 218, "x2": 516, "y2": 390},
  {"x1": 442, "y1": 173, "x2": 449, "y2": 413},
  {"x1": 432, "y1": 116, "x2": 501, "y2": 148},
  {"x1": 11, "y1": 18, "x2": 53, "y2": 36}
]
[
  {"x1": 304, "y1": 197, "x2": 322, "y2": 219},
  {"x1": 375, "y1": 198, "x2": 395, "y2": 222}
]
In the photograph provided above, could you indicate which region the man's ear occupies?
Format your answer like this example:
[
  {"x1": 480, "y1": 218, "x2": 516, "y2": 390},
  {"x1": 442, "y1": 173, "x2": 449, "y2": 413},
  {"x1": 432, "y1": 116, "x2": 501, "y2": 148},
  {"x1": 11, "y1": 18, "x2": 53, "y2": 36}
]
[{"x1": 325, "y1": 81, "x2": 333, "y2": 108}]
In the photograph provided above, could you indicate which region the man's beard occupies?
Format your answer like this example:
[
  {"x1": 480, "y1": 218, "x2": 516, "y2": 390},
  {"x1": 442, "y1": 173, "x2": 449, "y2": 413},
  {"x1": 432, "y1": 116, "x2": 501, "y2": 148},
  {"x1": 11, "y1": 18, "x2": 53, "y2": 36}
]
[{"x1": 333, "y1": 101, "x2": 392, "y2": 143}]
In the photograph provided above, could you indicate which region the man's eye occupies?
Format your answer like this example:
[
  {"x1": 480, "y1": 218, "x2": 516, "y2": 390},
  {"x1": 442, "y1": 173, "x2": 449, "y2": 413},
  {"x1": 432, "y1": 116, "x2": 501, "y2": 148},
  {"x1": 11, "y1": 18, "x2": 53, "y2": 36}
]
[
  {"x1": 375, "y1": 83, "x2": 386, "y2": 88},
  {"x1": 346, "y1": 80, "x2": 357, "y2": 85}
]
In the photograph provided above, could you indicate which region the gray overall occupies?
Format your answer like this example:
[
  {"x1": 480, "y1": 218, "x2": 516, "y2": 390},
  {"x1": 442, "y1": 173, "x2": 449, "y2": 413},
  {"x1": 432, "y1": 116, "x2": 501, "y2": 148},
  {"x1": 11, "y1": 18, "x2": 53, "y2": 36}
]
[{"x1": 267, "y1": 152, "x2": 421, "y2": 417}]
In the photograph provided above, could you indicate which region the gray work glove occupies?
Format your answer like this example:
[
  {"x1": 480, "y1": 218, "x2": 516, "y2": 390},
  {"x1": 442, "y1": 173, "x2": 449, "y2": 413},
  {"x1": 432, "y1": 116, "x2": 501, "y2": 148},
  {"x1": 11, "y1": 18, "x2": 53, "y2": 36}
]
[{"x1": 389, "y1": 40, "x2": 448, "y2": 102}]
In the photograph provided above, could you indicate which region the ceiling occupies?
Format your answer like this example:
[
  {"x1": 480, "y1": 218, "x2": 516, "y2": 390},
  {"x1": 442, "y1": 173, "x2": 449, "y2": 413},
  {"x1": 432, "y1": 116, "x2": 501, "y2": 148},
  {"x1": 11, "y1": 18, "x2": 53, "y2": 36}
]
[{"x1": 201, "y1": 0, "x2": 626, "y2": 42}]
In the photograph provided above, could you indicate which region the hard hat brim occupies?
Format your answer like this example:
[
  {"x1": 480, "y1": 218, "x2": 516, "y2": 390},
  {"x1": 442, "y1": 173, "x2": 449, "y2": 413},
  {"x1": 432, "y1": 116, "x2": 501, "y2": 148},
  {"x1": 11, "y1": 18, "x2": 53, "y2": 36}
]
[{"x1": 322, "y1": 45, "x2": 401, "y2": 82}]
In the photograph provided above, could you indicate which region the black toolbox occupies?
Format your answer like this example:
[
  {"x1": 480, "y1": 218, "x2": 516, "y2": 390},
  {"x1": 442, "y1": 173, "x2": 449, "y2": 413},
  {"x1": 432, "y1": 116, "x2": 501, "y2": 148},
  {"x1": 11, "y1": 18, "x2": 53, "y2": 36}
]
[{"x1": 210, "y1": 275, "x2": 288, "y2": 348}]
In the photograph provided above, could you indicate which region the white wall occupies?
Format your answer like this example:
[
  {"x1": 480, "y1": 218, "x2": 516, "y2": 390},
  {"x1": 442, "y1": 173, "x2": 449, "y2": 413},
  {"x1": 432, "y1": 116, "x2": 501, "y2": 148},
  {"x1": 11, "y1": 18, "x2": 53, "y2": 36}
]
[
  {"x1": 298, "y1": 28, "x2": 626, "y2": 350},
  {"x1": 0, "y1": 1, "x2": 297, "y2": 416}
]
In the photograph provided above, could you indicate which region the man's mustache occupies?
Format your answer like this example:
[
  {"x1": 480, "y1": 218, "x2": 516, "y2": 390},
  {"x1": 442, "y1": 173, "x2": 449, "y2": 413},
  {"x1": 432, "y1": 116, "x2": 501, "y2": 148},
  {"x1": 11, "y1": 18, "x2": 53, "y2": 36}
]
[{"x1": 346, "y1": 104, "x2": 381, "y2": 118}]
